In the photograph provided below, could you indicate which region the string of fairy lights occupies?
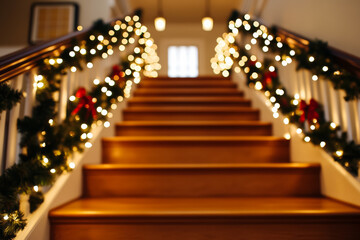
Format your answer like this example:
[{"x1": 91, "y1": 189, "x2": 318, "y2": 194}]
[
  {"x1": 212, "y1": 11, "x2": 360, "y2": 177},
  {"x1": 0, "y1": 11, "x2": 160, "y2": 240}
]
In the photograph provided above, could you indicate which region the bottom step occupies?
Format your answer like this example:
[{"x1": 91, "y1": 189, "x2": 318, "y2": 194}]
[{"x1": 50, "y1": 197, "x2": 360, "y2": 240}]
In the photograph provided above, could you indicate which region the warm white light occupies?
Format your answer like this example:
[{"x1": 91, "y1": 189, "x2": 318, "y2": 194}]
[
  {"x1": 155, "y1": 17, "x2": 166, "y2": 31},
  {"x1": 283, "y1": 118, "x2": 289, "y2": 124},
  {"x1": 50, "y1": 169, "x2": 56, "y2": 174},
  {"x1": 309, "y1": 56, "x2": 315, "y2": 62},
  {"x1": 81, "y1": 123, "x2": 88, "y2": 130},
  {"x1": 85, "y1": 142, "x2": 92, "y2": 148},
  {"x1": 320, "y1": 141, "x2": 326, "y2": 148},
  {"x1": 330, "y1": 122, "x2": 337, "y2": 129},
  {"x1": 3, "y1": 215, "x2": 9, "y2": 220},
  {"x1": 69, "y1": 95, "x2": 76, "y2": 101},
  {"x1": 255, "y1": 81, "x2": 263, "y2": 90},
  {"x1": 312, "y1": 75, "x2": 318, "y2": 81},
  {"x1": 87, "y1": 62, "x2": 93, "y2": 69},
  {"x1": 336, "y1": 150, "x2": 343, "y2": 157},
  {"x1": 284, "y1": 133, "x2": 291, "y2": 140},
  {"x1": 69, "y1": 162, "x2": 76, "y2": 169},
  {"x1": 289, "y1": 50, "x2": 296, "y2": 56},
  {"x1": 322, "y1": 66, "x2": 329, "y2": 72},
  {"x1": 304, "y1": 136, "x2": 311, "y2": 142},
  {"x1": 202, "y1": 17, "x2": 213, "y2": 31},
  {"x1": 33, "y1": 185, "x2": 39, "y2": 192},
  {"x1": 104, "y1": 121, "x2": 110, "y2": 128},
  {"x1": 296, "y1": 128, "x2": 303, "y2": 134}
]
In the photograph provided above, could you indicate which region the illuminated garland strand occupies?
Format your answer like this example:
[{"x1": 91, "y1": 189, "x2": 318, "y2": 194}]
[
  {"x1": 227, "y1": 10, "x2": 360, "y2": 101},
  {"x1": 211, "y1": 24, "x2": 360, "y2": 176},
  {"x1": 0, "y1": 11, "x2": 160, "y2": 240}
]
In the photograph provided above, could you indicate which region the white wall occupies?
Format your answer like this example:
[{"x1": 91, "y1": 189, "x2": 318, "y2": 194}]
[
  {"x1": 145, "y1": 23, "x2": 227, "y2": 76},
  {"x1": 241, "y1": 0, "x2": 360, "y2": 57},
  {"x1": 0, "y1": 0, "x2": 113, "y2": 49}
]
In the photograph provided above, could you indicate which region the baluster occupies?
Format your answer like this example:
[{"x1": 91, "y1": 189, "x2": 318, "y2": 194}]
[
  {"x1": 5, "y1": 76, "x2": 23, "y2": 168},
  {"x1": 327, "y1": 84, "x2": 341, "y2": 126},
  {"x1": 348, "y1": 99, "x2": 360, "y2": 144},
  {"x1": 336, "y1": 90, "x2": 347, "y2": 132},
  {"x1": 58, "y1": 73, "x2": 69, "y2": 122},
  {"x1": 297, "y1": 70, "x2": 306, "y2": 100},
  {"x1": 0, "y1": 110, "x2": 7, "y2": 174},
  {"x1": 318, "y1": 78, "x2": 330, "y2": 121}
]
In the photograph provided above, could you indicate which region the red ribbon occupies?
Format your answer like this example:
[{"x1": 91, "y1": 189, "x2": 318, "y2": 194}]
[
  {"x1": 71, "y1": 87, "x2": 97, "y2": 120},
  {"x1": 299, "y1": 98, "x2": 319, "y2": 124},
  {"x1": 262, "y1": 71, "x2": 277, "y2": 88},
  {"x1": 111, "y1": 65, "x2": 125, "y2": 80},
  {"x1": 248, "y1": 60, "x2": 257, "y2": 67}
]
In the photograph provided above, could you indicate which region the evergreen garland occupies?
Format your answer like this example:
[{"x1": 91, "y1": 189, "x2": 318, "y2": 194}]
[
  {"x1": 0, "y1": 83, "x2": 23, "y2": 114},
  {"x1": 0, "y1": 10, "x2": 160, "y2": 239},
  {"x1": 211, "y1": 14, "x2": 360, "y2": 176}
]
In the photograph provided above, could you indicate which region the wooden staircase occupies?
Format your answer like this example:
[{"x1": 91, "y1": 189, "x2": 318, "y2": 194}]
[{"x1": 50, "y1": 76, "x2": 360, "y2": 240}]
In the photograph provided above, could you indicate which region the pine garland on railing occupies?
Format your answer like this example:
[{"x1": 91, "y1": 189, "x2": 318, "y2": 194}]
[
  {"x1": 226, "y1": 10, "x2": 360, "y2": 101},
  {"x1": 211, "y1": 17, "x2": 360, "y2": 177},
  {"x1": 0, "y1": 11, "x2": 160, "y2": 240},
  {"x1": 0, "y1": 83, "x2": 23, "y2": 114}
]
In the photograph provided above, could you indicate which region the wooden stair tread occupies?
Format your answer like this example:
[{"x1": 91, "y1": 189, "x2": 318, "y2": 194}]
[
  {"x1": 134, "y1": 88, "x2": 243, "y2": 95},
  {"x1": 84, "y1": 162, "x2": 320, "y2": 170},
  {"x1": 102, "y1": 135, "x2": 287, "y2": 142},
  {"x1": 139, "y1": 82, "x2": 236, "y2": 88},
  {"x1": 50, "y1": 197, "x2": 360, "y2": 218},
  {"x1": 124, "y1": 106, "x2": 258, "y2": 112},
  {"x1": 143, "y1": 76, "x2": 230, "y2": 81},
  {"x1": 128, "y1": 96, "x2": 249, "y2": 102},
  {"x1": 116, "y1": 121, "x2": 271, "y2": 127}
]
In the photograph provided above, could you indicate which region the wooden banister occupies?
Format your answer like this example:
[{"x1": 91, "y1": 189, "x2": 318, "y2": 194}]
[
  {"x1": 0, "y1": 30, "x2": 89, "y2": 83},
  {"x1": 276, "y1": 26, "x2": 360, "y2": 77}
]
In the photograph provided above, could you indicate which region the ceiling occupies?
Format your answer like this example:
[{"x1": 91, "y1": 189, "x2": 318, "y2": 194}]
[{"x1": 125, "y1": 0, "x2": 242, "y2": 23}]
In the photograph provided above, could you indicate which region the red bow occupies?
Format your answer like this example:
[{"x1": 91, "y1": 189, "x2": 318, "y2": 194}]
[
  {"x1": 111, "y1": 65, "x2": 125, "y2": 80},
  {"x1": 299, "y1": 99, "x2": 319, "y2": 124},
  {"x1": 71, "y1": 87, "x2": 97, "y2": 120},
  {"x1": 248, "y1": 60, "x2": 257, "y2": 67},
  {"x1": 262, "y1": 71, "x2": 277, "y2": 88}
]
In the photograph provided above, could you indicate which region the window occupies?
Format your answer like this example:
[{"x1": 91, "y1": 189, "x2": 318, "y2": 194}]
[{"x1": 168, "y1": 46, "x2": 198, "y2": 77}]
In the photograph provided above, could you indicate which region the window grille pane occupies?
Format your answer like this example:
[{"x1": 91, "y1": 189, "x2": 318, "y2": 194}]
[{"x1": 168, "y1": 46, "x2": 198, "y2": 77}]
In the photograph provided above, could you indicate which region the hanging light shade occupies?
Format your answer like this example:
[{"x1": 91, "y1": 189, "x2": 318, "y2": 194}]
[
  {"x1": 202, "y1": 17, "x2": 213, "y2": 31},
  {"x1": 202, "y1": 0, "x2": 213, "y2": 31},
  {"x1": 155, "y1": 17, "x2": 166, "y2": 31},
  {"x1": 155, "y1": 0, "x2": 166, "y2": 31}
]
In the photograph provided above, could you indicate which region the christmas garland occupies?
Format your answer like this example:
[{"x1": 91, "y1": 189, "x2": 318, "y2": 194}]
[
  {"x1": 211, "y1": 15, "x2": 360, "y2": 176},
  {"x1": 0, "y1": 10, "x2": 160, "y2": 240},
  {"x1": 225, "y1": 10, "x2": 360, "y2": 101},
  {"x1": 0, "y1": 84, "x2": 23, "y2": 113}
]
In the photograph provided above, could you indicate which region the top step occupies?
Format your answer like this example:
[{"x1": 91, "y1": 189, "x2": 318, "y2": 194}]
[
  {"x1": 143, "y1": 76, "x2": 230, "y2": 81},
  {"x1": 139, "y1": 80, "x2": 237, "y2": 88}
]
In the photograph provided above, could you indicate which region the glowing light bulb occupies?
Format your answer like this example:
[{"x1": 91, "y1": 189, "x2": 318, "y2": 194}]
[
  {"x1": 304, "y1": 136, "x2": 311, "y2": 142},
  {"x1": 320, "y1": 141, "x2": 326, "y2": 148}
]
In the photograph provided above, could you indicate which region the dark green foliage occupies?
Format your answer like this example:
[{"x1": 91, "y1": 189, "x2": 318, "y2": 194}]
[{"x1": 0, "y1": 83, "x2": 23, "y2": 113}]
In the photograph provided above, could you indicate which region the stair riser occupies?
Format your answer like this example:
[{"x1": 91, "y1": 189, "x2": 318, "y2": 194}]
[
  {"x1": 138, "y1": 83, "x2": 237, "y2": 88},
  {"x1": 102, "y1": 140, "x2": 289, "y2": 164},
  {"x1": 83, "y1": 167, "x2": 320, "y2": 198},
  {"x1": 127, "y1": 101, "x2": 251, "y2": 108},
  {"x1": 116, "y1": 125, "x2": 272, "y2": 136},
  {"x1": 51, "y1": 219, "x2": 360, "y2": 240},
  {"x1": 123, "y1": 111, "x2": 260, "y2": 121},
  {"x1": 133, "y1": 91, "x2": 243, "y2": 97}
]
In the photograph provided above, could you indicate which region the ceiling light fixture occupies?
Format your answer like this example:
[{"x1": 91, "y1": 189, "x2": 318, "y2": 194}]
[
  {"x1": 154, "y1": 0, "x2": 166, "y2": 31},
  {"x1": 202, "y1": 0, "x2": 213, "y2": 31}
]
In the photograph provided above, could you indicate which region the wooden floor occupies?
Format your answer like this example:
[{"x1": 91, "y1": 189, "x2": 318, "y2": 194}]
[{"x1": 50, "y1": 76, "x2": 360, "y2": 240}]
